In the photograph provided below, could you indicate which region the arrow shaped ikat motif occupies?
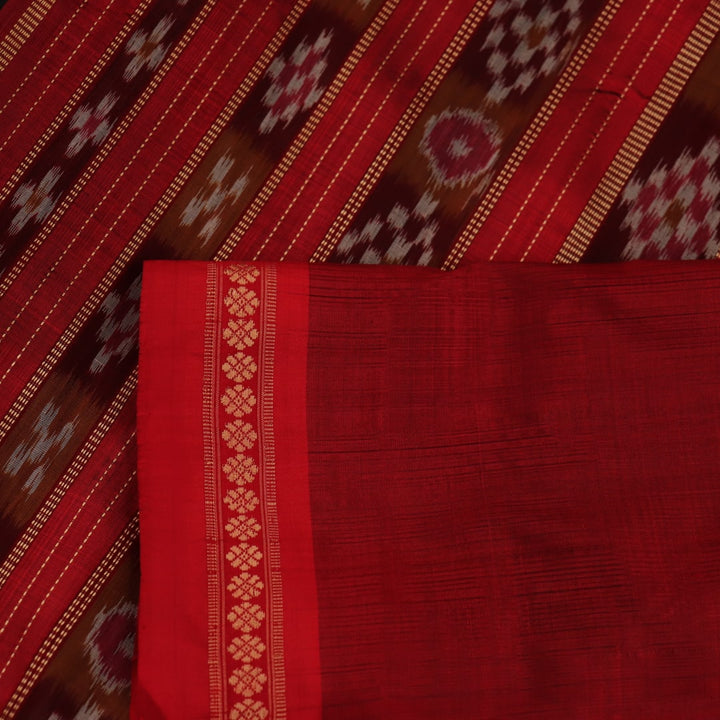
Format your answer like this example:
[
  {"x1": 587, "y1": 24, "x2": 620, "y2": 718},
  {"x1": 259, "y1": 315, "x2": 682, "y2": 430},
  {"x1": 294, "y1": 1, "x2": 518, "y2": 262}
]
[
  {"x1": 9, "y1": 168, "x2": 62, "y2": 236},
  {"x1": 90, "y1": 275, "x2": 142, "y2": 375},
  {"x1": 335, "y1": 191, "x2": 440, "y2": 265},
  {"x1": 478, "y1": 0, "x2": 583, "y2": 104},
  {"x1": 123, "y1": 15, "x2": 174, "y2": 82},
  {"x1": 3, "y1": 400, "x2": 78, "y2": 494},
  {"x1": 180, "y1": 153, "x2": 250, "y2": 245},
  {"x1": 66, "y1": 93, "x2": 119, "y2": 158}
]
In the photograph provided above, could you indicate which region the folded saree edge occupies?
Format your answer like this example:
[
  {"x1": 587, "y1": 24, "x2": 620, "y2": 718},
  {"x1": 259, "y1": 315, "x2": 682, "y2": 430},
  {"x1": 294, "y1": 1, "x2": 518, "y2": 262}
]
[{"x1": 134, "y1": 262, "x2": 321, "y2": 719}]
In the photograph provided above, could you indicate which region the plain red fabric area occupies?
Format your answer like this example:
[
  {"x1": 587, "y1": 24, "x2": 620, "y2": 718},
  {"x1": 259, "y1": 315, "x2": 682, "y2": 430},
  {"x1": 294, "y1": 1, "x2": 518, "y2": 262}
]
[
  {"x1": 133, "y1": 262, "x2": 213, "y2": 719},
  {"x1": 135, "y1": 261, "x2": 720, "y2": 719},
  {"x1": 274, "y1": 265, "x2": 323, "y2": 718},
  {"x1": 305, "y1": 262, "x2": 720, "y2": 719}
]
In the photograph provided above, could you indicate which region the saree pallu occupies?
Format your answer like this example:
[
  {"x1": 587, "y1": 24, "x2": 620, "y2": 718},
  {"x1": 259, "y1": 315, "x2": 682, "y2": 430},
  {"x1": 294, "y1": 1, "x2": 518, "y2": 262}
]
[{"x1": 135, "y1": 260, "x2": 720, "y2": 719}]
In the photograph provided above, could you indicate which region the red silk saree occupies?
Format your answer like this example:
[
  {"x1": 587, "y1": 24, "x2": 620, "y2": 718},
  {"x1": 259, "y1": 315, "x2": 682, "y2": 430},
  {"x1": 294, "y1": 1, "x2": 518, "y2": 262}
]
[
  {"x1": 3, "y1": 0, "x2": 720, "y2": 714},
  {"x1": 135, "y1": 260, "x2": 720, "y2": 719}
]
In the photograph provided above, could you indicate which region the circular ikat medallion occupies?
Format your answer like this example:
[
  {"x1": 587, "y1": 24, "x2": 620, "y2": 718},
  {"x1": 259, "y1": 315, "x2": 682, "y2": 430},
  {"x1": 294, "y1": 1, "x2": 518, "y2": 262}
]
[
  {"x1": 84, "y1": 601, "x2": 137, "y2": 694},
  {"x1": 420, "y1": 108, "x2": 501, "y2": 189}
]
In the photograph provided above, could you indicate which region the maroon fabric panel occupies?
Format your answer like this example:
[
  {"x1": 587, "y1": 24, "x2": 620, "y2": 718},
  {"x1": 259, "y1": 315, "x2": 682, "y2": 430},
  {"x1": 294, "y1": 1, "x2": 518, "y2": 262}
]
[{"x1": 306, "y1": 262, "x2": 720, "y2": 719}]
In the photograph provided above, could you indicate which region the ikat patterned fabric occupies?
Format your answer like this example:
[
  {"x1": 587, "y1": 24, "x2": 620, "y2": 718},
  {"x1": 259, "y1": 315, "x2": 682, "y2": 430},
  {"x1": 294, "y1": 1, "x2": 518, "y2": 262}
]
[{"x1": 0, "y1": 0, "x2": 719, "y2": 716}]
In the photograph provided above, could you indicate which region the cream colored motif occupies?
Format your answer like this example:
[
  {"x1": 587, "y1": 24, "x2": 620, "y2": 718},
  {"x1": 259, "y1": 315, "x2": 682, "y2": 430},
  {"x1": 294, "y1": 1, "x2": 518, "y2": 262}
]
[
  {"x1": 230, "y1": 700, "x2": 269, "y2": 720},
  {"x1": 180, "y1": 153, "x2": 250, "y2": 245},
  {"x1": 222, "y1": 420, "x2": 258, "y2": 452},
  {"x1": 123, "y1": 15, "x2": 174, "y2": 81},
  {"x1": 224, "y1": 318, "x2": 259, "y2": 349},
  {"x1": 226, "y1": 516, "x2": 262, "y2": 542},
  {"x1": 222, "y1": 353, "x2": 258, "y2": 383},
  {"x1": 223, "y1": 454, "x2": 258, "y2": 485},
  {"x1": 220, "y1": 265, "x2": 268, "y2": 718},
  {"x1": 9, "y1": 167, "x2": 62, "y2": 235},
  {"x1": 230, "y1": 665, "x2": 268, "y2": 697},
  {"x1": 224, "y1": 488, "x2": 260, "y2": 515},
  {"x1": 228, "y1": 573, "x2": 264, "y2": 601},
  {"x1": 4, "y1": 399, "x2": 77, "y2": 494}
]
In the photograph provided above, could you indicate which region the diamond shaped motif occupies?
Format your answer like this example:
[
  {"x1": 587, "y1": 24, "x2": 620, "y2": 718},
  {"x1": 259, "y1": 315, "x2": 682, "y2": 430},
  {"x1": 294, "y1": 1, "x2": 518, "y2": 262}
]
[
  {"x1": 478, "y1": 0, "x2": 582, "y2": 104},
  {"x1": 260, "y1": 31, "x2": 332, "y2": 133}
]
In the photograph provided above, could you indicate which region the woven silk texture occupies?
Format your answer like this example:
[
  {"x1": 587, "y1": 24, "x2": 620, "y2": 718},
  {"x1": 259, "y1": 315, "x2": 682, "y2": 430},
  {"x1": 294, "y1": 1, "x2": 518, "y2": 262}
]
[
  {"x1": 0, "y1": 0, "x2": 719, "y2": 717},
  {"x1": 135, "y1": 261, "x2": 720, "y2": 718}
]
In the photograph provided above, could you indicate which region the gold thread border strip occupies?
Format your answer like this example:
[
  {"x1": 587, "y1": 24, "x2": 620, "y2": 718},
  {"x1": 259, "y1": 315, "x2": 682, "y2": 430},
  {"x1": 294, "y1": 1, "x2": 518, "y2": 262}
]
[
  {"x1": 219, "y1": 265, "x2": 267, "y2": 716},
  {"x1": 556, "y1": 1, "x2": 720, "y2": 263},
  {"x1": 310, "y1": 0, "x2": 492, "y2": 264},
  {"x1": 204, "y1": 263, "x2": 224, "y2": 718},
  {"x1": 259, "y1": 265, "x2": 286, "y2": 718},
  {"x1": 0, "y1": 0, "x2": 54, "y2": 74},
  {"x1": 215, "y1": 0, "x2": 402, "y2": 261},
  {"x1": 0, "y1": 515, "x2": 138, "y2": 719},
  {"x1": 0, "y1": 0, "x2": 223, "y2": 299},
  {"x1": 0, "y1": 0, "x2": 308, "y2": 446},
  {"x1": 441, "y1": 0, "x2": 624, "y2": 270}
]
